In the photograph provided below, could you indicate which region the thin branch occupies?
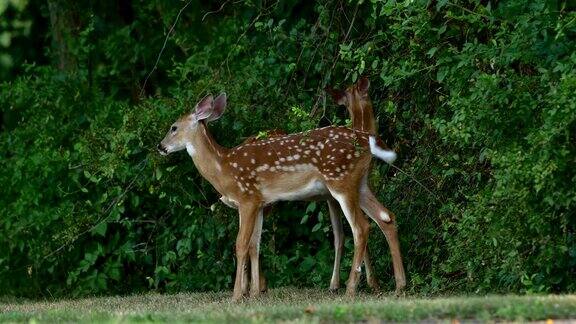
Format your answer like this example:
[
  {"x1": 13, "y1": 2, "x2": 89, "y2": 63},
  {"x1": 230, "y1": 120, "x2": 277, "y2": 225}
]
[
  {"x1": 311, "y1": 2, "x2": 359, "y2": 117},
  {"x1": 446, "y1": 2, "x2": 491, "y2": 19},
  {"x1": 390, "y1": 164, "x2": 441, "y2": 202},
  {"x1": 202, "y1": 0, "x2": 231, "y2": 22},
  {"x1": 139, "y1": 0, "x2": 193, "y2": 99},
  {"x1": 42, "y1": 158, "x2": 149, "y2": 261}
]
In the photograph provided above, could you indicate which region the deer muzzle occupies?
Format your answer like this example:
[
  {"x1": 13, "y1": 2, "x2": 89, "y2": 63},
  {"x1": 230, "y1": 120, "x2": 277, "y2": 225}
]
[{"x1": 157, "y1": 144, "x2": 168, "y2": 156}]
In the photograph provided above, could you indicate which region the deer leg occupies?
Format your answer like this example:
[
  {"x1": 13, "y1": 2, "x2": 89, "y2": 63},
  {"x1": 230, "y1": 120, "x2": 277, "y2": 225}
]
[
  {"x1": 363, "y1": 246, "x2": 380, "y2": 292},
  {"x1": 360, "y1": 186, "x2": 406, "y2": 294},
  {"x1": 248, "y1": 209, "x2": 264, "y2": 298},
  {"x1": 234, "y1": 204, "x2": 270, "y2": 295},
  {"x1": 329, "y1": 189, "x2": 370, "y2": 297},
  {"x1": 259, "y1": 206, "x2": 274, "y2": 293},
  {"x1": 327, "y1": 198, "x2": 344, "y2": 292},
  {"x1": 259, "y1": 268, "x2": 267, "y2": 293},
  {"x1": 241, "y1": 263, "x2": 250, "y2": 296},
  {"x1": 232, "y1": 203, "x2": 259, "y2": 301}
]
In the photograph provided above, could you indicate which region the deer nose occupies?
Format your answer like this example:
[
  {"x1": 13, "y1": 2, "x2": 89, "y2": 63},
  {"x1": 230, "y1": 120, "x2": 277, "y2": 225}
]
[{"x1": 157, "y1": 144, "x2": 167, "y2": 155}]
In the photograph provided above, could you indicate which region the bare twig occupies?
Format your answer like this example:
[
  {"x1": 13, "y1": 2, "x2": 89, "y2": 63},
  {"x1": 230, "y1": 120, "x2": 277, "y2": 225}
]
[
  {"x1": 389, "y1": 164, "x2": 441, "y2": 202},
  {"x1": 42, "y1": 158, "x2": 149, "y2": 261},
  {"x1": 310, "y1": 2, "x2": 359, "y2": 117},
  {"x1": 202, "y1": 0, "x2": 231, "y2": 22},
  {"x1": 446, "y1": 2, "x2": 490, "y2": 19},
  {"x1": 139, "y1": 0, "x2": 193, "y2": 99}
]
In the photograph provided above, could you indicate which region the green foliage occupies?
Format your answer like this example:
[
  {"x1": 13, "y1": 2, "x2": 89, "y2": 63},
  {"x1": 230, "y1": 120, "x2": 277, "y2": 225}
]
[{"x1": 0, "y1": 0, "x2": 575, "y2": 297}]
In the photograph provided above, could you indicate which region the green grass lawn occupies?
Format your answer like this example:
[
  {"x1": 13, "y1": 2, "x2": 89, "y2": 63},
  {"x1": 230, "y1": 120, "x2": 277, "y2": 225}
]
[{"x1": 1, "y1": 288, "x2": 575, "y2": 323}]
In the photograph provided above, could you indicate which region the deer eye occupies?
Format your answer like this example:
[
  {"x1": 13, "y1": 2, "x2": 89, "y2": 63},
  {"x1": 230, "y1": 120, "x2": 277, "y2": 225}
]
[{"x1": 171, "y1": 126, "x2": 178, "y2": 132}]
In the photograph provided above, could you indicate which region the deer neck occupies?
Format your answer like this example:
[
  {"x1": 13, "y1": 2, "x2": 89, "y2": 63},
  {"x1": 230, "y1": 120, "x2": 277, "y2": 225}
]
[
  {"x1": 187, "y1": 122, "x2": 229, "y2": 192},
  {"x1": 350, "y1": 99, "x2": 377, "y2": 135}
]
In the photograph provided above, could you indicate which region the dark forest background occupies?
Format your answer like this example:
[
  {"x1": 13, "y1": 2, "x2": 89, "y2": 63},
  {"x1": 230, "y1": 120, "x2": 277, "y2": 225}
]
[{"x1": 0, "y1": 0, "x2": 575, "y2": 298}]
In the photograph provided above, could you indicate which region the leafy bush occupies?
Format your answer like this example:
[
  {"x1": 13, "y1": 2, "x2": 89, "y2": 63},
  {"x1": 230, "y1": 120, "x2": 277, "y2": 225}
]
[{"x1": 0, "y1": 0, "x2": 574, "y2": 297}]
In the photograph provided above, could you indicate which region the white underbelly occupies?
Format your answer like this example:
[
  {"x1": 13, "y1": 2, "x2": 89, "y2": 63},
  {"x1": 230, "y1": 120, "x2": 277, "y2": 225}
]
[{"x1": 262, "y1": 179, "x2": 329, "y2": 204}]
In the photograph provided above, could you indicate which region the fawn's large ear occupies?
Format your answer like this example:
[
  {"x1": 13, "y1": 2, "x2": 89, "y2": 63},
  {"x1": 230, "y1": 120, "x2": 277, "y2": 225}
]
[
  {"x1": 207, "y1": 92, "x2": 227, "y2": 122},
  {"x1": 325, "y1": 86, "x2": 347, "y2": 106},
  {"x1": 356, "y1": 77, "x2": 370, "y2": 95},
  {"x1": 194, "y1": 94, "x2": 214, "y2": 121}
]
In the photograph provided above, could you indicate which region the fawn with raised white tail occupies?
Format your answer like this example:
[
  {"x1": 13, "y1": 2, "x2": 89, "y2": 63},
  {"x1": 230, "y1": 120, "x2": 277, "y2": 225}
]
[
  {"x1": 158, "y1": 93, "x2": 399, "y2": 300},
  {"x1": 326, "y1": 77, "x2": 406, "y2": 294},
  {"x1": 231, "y1": 78, "x2": 406, "y2": 295}
]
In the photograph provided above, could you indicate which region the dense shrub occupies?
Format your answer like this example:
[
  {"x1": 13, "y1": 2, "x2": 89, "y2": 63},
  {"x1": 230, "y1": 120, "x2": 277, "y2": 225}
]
[{"x1": 0, "y1": 0, "x2": 574, "y2": 297}]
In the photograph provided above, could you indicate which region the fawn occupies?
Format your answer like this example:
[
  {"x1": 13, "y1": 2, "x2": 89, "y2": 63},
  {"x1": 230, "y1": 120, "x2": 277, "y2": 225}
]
[{"x1": 158, "y1": 93, "x2": 401, "y2": 300}]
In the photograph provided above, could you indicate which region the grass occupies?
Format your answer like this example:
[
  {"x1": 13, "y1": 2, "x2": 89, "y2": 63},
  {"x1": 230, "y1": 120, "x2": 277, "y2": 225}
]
[{"x1": 1, "y1": 288, "x2": 575, "y2": 323}]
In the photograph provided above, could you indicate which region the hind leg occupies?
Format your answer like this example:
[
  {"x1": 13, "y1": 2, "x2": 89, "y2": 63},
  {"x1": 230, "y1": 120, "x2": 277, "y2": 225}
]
[
  {"x1": 328, "y1": 198, "x2": 344, "y2": 291},
  {"x1": 360, "y1": 181, "x2": 406, "y2": 293},
  {"x1": 247, "y1": 209, "x2": 264, "y2": 297},
  {"x1": 328, "y1": 188, "x2": 370, "y2": 297}
]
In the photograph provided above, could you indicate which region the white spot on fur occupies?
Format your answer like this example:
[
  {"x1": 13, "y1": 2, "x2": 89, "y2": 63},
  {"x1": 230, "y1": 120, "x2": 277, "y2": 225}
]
[{"x1": 380, "y1": 211, "x2": 391, "y2": 222}]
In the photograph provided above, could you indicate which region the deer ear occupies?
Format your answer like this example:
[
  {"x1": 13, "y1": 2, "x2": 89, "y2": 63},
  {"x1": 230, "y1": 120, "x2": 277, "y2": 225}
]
[
  {"x1": 325, "y1": 86, "x2": 347, "y2": 106},
  {"x1": 194, "y1": 94, "x2": 214, "y2": 121},
  {"x1": 357, "y1": 77, "x2": 370, "y2": 94},
  {"x1": 207, "y1": 92, "x2": 227, "y2": 121}
]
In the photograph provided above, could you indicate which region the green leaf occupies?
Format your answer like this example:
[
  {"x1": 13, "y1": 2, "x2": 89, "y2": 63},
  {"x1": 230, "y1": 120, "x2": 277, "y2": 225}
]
[
  {"x1": 427, "y1": 47, "x2": 438, "y2": 58},
  {"x1": 306, "y1": 202, "x2": 317, "y2": 213},
  {"x1": 436, "y1": 0, "x2": 448, "y2": 10},
  {"x1": 92, "y1": 222, "x2": 107, "y2": 237},
  {"x1": 0, "y1": 32, "x2": 11, "y2": 48},
  {"x1": 312, "y1": 223, "x2": 322, "y2": 232},
  {"x1": 438, "y1": 24, "x2": 447, "y2": 35},
  {"x1": 437, "y1": 67, "x2": 448, "y2": 83},
  {"x1": 0, "y1": 0, "x2": 8, "y2": 15}
]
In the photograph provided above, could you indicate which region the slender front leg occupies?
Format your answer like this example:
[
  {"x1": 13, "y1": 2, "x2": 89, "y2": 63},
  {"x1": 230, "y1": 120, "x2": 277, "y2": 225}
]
[
  {"x1": 327, "y1": 198, "x2": 344, "y2": 291},
  {"x1": 363, "y1": 246, "x2": 380, "y2": 292},
  {"x1": 241, "y1": 264, "x2": 250, "y2": 296},
  {"x1": 232, "y1": 203, "x2": 259, "y2": 301},
  {"x1": 329, "y1": 189, "x2": 370, "y2": 297},
  {"x1": 248, "y1": 209, "x2": 264, "y2": 297},
  {"x1": 360, "y1": 188, "x2": 406, "y2": 293},
  {"x1": 240, "y1": 206, "x2": 271, "y2": 296}
]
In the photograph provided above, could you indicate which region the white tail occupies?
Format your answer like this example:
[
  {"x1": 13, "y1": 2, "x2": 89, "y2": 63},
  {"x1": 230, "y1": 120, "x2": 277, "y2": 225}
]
[{"x1": 369, "y1": 136, "x2": 397, "y2": 164}]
